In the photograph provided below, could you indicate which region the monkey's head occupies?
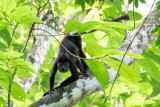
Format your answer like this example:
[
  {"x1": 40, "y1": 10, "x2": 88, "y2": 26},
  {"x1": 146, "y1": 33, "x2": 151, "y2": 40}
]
[{"x1": 57, "y1": 54, "x2": 70, "y2": 73}]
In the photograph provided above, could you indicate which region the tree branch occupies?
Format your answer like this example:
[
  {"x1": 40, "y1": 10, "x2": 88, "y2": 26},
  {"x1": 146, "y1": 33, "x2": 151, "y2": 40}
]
[{"x1": 18, "y1": 10, "x2": 63, "y2": 92}]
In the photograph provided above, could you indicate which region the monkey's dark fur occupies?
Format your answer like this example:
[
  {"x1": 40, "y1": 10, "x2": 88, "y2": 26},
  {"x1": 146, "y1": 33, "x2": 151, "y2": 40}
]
[{"x1": 43, "y1": 14, "x2": 129, "y2": 96}]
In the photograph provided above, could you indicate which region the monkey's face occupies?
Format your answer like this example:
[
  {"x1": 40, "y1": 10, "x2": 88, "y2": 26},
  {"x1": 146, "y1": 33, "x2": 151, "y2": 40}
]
[{"x1": 57, "y1": 61, "x2": 70, "y2": 73}]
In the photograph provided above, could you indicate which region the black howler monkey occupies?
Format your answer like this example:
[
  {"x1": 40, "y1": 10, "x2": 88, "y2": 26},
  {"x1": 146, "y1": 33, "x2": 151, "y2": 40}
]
[
  {"x1": 43, "y1": 35, "x2": 88, "y2": 96},
  {"x1": 43, "y1": 14, "x2": 129, "y2": 96}
]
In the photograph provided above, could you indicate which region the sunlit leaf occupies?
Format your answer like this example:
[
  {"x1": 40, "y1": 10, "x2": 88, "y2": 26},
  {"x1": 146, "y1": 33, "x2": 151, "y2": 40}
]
[
  {"x1": 65, "y1": 20, "x2": 81, "y2": 33},
  {"x1": 9, "y1": 6, "x2": 32, "y2": 21},
  {"x1": 11, "y1": 82, "x2": 26, "y2": 101},
  {"x1": 113, "y1": 0, "x2": 122, "y2": 12},
  {"x1": 85, "y1": 60, "x2": 109, "y2": 86},
  {"x1": 0, "y1": 0, "x2": 16, "y2": 13},
  {"x1": 125, "y1": 93, "x2": 145, "y2": 106},
  {"x1": 0, "y1": 69, "x2": 12, "y2": 84},
  {"x1": 7, "y1": 50, "x2": 23, "y2": 59},
  {"x1": 138, "y1": 59, "x2": 160, "y2": 82},
  {"x1": 19, "y1": 16, "x2": 42, "y2": 24},
  {"x1": 138, "y1": 82, "x2": 153, "y2": 96},
  {"x1": 16, "y1": 69, "x2": 33, "y2": 78}
]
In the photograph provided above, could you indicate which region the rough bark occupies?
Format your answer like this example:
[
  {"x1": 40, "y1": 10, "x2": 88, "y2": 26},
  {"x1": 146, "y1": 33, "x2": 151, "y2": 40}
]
[
  {"x1": 18, "y1": 10, "x2": 63, "y2": 92},
  {"x1": 29, "y1": 6, "x2": 160, "y2": 107}
]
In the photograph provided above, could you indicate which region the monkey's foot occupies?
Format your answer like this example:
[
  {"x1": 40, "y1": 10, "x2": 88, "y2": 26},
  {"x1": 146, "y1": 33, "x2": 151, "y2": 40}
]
[{"x1": 43, "y1": 89, "x2": 54, "y2": 97}]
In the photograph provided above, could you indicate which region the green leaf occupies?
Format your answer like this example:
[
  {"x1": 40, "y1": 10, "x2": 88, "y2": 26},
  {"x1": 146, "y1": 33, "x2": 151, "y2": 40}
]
[
  {"x1": 126, "y1": 52, "x2": 144, "y2": 59},
  {"x1": 16, "y1": 69, "x2": 33, "y2": 78},
  {"x1": 10, "y1": 58, "x2": 27, "y2": 66},
  {"x1": 156, "y1": 33, "x2": 160, "y2": 47},
  {"x1": 0, "y1": 50, "x2": 7, "y2": 61},
  {"x1": 0, "y1": 42, "x2": 7, "y2": 51},
  {"x1": 102, "y1": 58, "x2": 141, "y2": 86},
  {"x1": 125, "y1": 11, "x2": 143, "y2": 21},
  {"x1": 77, "y1": 21, "x2": 101, "y2": 34},
  {"x1": 0, "y1": 97, "x2": 5, "y2": 106},
  {"x1": 102, "y1": 6, "x2": 119, "y2": 19},
  {"x1": 85, "y1": 60, "x2": 109, "y2": 86},
  {"x1": 35, "y1": 92, "x2": 44, "y2": 101},
  {"x1": 103, "y1": 22, "x2": 131, "y2": 30},
  {"x1": 19, "y1": 65, "x2": 36, "y2": 73},
  {"x1": 113, "y1": 0, "x2": 122, "y2": 12},
  {"x1": 19, "y1": 16, "x2": 42, "y2": 24},
  {"x1": 139, "y1": 0, "x2": 146, "y2": 4},
  {"x1": 138, "y1": 59, "x2": 160, "y2": 82},
  {"x1": 65, "y1": 20, "x2": 81, "y2": 33},
  {"x1": 11, "y1": 82, "x2": 26, "y2": 101},
  {"x1": 135, "y1": 0, "x2": 139, "y2": 8},
  {"x1": 0, "y1": 29, "x2": 11, "y2": 45},
  {"x1": 9, "y1": 6, "x2": 32, "y2": 21},
  {"x1": 143, "y1": 99, "x2": 155, "y2": 105},
  {"x1": 7, "y1": 50, "x2": 23, "y2": 59},
  {"x1": 138, "y1": 82, "x2": 153, "y2": 96},
  {"x1": 125, "y1": 93, "x2": 145, "y2": 106},
  {"x1": 75, "y1": 0, "x2": 85, "y2": 11},
  {"x1": 0, "y1": 20, "x2": 10, "y2": 29},
  {"x1": 106, "y1": 84, "x2": 130, "y2": 95},
  {"x1": 0, "y1": 69, "x2": 12, "y2": 84},
  {"x1": 129, "y1": 0, "x2": 133, "y2": 4},
  {"x1": 65, "y1": 20, "x2": 131, "y2": 35},
  {"x1": 143, "y1": 51, "x2": 160, "y2": 65},
  {"x1": 0, "y1": 0, "x2": 16, "y2": 14}
]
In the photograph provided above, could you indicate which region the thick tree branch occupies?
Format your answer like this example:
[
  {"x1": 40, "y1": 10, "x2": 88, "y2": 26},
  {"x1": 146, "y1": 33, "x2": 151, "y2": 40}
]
[
  {"x1": 116, "y1": 6, "x2": 160, "y2": 65},
  {"x1": 18, "y1": 10, "x2": 63, "y2": 92},
  {"x1": 29, "y1": 6, "x2": 160, "y2": 107}
]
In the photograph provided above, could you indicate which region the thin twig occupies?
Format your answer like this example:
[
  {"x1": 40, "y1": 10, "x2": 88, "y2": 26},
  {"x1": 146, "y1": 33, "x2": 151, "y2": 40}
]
[
  {"x1": 27, "y1": 0, "x2": 38, "y2": 9},
  {"x1": 2, "y1": 12, "x2": 13, "y2": 26},
  {"x1": 36, "y1": 23, "x2": 67, "y2": 35},
  {"x1": 87, "y1": 90, "x2": 106, "y2": 107},
  {"x1": 31, "y1": 0, "x2": 33, "y2": 10},
  {"x1": 21, "y1": 23, "x2": 35, "y2": 53},
  {"x1": 37, "y1": 0, "x2": 50, "y2": 16},
  {"x1": 7, "y1": 25, "x2": 18, "y2": 107},
  {"x1": 22, "y1": 0, "x2": 45, "y2": 53},
  {"x1": 129, "y1": 87, "x2": 160, "y2": 101},
  {"x1": 33, "y1": 28, "x2": 113, "y2": 60},
  {"x1": 107, "y1": 0, "x2": 156, "y2": 101},
  {"x1": 8, "y1": 25, "x2": 18, "y2": 48}
]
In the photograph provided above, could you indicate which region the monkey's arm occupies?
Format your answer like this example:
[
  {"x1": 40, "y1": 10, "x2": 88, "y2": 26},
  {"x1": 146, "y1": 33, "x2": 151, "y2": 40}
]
[
  {"x1": 58, "y1": 61, "x2": 79, "y2": 88},
  {"x1": 76, "y1": 60, "x2": 83, "y2": 71},
  {"x1": 43, "y1": 61, "x2": 58, "y2": 96}
]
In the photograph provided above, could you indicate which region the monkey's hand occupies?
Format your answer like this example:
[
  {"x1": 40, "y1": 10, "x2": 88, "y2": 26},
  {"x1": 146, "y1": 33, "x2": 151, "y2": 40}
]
[
  {"x1": 43, "y1": 89, "x2": 54, "y2": 97},
  {"x1": 54, "y1": 86, "x2": 65, "y2": 93}
]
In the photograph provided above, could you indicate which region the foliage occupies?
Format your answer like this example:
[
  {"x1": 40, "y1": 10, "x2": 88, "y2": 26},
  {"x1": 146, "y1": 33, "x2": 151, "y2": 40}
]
[
  {"x1": 0, "y1": 50, "x2": 35, "y2": 104},
  {"x1": 0, "y1": 0, "x2": 160, "y2": 107}
]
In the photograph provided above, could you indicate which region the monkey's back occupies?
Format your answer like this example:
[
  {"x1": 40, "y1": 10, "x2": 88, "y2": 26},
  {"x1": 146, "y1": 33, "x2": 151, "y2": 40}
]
[{"x1": 58, "y1": 35, "x2": 79, "y2": 62}]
